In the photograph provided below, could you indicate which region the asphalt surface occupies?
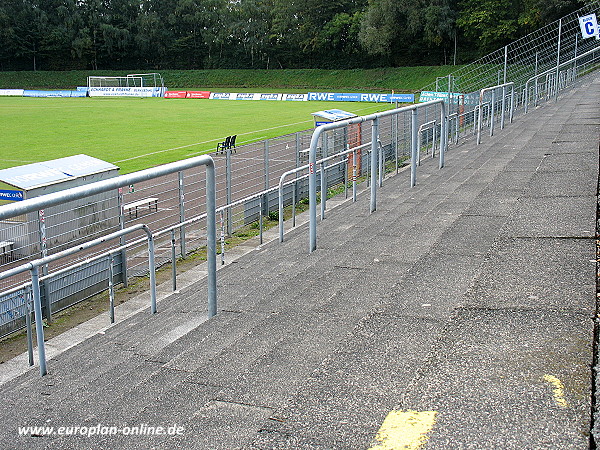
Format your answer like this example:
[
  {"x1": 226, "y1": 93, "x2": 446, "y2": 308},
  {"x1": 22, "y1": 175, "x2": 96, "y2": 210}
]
[{"x1": 0, "y1": 74, "x2": 598, "y2": 449}]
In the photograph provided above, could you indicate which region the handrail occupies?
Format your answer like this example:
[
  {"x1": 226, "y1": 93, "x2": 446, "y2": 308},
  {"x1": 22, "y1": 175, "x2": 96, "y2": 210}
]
[
  {"x1": 417, "y1": 120, "x2": 437, "y2": 164},
  {"x1": 477, "y1": 82, "x2": 514, "y2": 145},
  {"x1": 524, "y1": 46, "x2": 600, "y2": 113},
  {"x1": 0, "y1": 224, "x2": 154, "y2": 376},
  {"x1": 278, "y1": 144, "x2": 368, "y2": 242},
  {"x1": 0, "y1": 155, "x2": 217, "y2": 376},
  {"x1": 307, "y1": 100, "x2": 447, "y2": 253}
]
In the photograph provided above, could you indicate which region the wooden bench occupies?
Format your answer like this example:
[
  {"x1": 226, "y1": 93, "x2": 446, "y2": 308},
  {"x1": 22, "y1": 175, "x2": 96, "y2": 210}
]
[
  {"x1": 0, "y1": 240, "x2": 15, "y2": 262},
  {"x1": 123, "y1": 197, "x2": 158, "y2": 218}
]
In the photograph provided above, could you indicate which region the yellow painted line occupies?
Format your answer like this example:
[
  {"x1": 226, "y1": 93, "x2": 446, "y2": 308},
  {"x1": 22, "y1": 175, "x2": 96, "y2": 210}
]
[
  {"x1": 543, "y1": 374, "x2": 569, "y2": 408},
  {"x1": 369, "y1": 410, "x2": 437, "y2": 450}
]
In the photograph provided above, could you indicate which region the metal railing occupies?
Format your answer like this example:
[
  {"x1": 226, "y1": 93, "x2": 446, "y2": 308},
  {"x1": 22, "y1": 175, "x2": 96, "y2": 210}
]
[
  {"x1": 524, "y1": 46, "x2": 600, "y2": 112},
  {"x1": 0, "y1": 156, "x2": 217, "y2": 375},
  {"x1": 307, "y1": 99, "x2": 448, "y2": 253},
  {"x1": 477, "y1": 82, "x2": 515, "y2": 144}
]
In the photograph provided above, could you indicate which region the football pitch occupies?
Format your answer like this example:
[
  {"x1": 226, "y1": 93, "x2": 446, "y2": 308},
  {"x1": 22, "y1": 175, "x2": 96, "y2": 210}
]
[{"x1": 0, "y1": 96, "x2": 396, "y2": 174}]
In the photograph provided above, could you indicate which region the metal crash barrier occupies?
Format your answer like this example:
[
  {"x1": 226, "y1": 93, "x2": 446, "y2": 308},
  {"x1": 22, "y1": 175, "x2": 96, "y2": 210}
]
[{"x1": 0, "y1": 155, "x2": 217, "y2": 376}]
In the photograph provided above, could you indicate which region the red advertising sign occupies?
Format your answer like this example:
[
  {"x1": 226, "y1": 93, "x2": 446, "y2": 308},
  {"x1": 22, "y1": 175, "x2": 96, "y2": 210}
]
[
  {"x1": 165, "y1": 91, "x2": 188, "y2": 99},
  {"x1": 186, "y1": 91, "x2": 211, "y2": 99}
]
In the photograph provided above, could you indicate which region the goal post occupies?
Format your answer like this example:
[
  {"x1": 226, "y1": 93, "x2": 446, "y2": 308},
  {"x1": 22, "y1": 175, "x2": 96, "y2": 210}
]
[
  {"x1": 87, "y1": 76, "x2": 144, "y2": 88},
  {"x1": 87, "y1": 73, "x2": 167, "y2": 97}
]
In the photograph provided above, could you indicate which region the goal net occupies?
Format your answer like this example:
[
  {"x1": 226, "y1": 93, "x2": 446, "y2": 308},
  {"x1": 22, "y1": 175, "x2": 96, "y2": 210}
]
[{"x1": 87, "y1": 73, "x2": 166, "y2": 97}]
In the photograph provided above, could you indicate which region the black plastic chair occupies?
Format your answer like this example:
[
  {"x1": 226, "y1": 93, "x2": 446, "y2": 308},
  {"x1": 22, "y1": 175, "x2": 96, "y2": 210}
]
[{"x1": 216, "y1": 136, "x2": 231, "y2": 154}]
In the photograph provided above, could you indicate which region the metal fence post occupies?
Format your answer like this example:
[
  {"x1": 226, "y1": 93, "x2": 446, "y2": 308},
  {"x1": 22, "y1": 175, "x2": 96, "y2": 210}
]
[
  {"x1": 117, "y1": 187, "x2": 128, "y2": 287},
  {"x1": 439, "y1": 101, "x2": 447, "y2": 169},
  {"x1": 108, "y1": 254, "x2": 115, "y2": 323},
  {"x1": 30, "y1": 265, "x2": 47, "y2": 376},
  {"x1": 219, "y1": 210, "x2": 225, "y2": 266},
  {"x1": 225, "y1": 148, "x2": 232, "y2": 236},
  {"x1": 264, "y1": 140, "x2": 270, "y2": 218},
  {"x1": 205, "y1": 159, "x2": 218, "y2": 318},
  {"x1": 171, "y1": 229, "x2": 177, "y2": 291},
  {"x1": 555, "y1": 18, "x2": 562, "y2": 101},
  {"x1": 489, "y1": 89, "x2": 496, "y2": 137},
  {"x1": 148, "y1": 234, "x2": 157, "y2": 315},
  {"x1": 25, "y1": 286, "x2": 34, "y2": 366},
  {"x1": 411, "y1": 109, "x2": 418, "y2": 187},
  {"x1": 370, "y1": 118, "x2": 378, "y2": 213},
  {"x1": 320, "y1": 162, "x2": 326, "y2": 220},
  {"x1": 37, "y1": 209, "x2": 51, "y2": 323},
  {"x1": 352, "y1": 148, "x2": 357, "y2": 202},
  {"x1": 178, "y1": 171, "x2": 186, "y2": 258}
]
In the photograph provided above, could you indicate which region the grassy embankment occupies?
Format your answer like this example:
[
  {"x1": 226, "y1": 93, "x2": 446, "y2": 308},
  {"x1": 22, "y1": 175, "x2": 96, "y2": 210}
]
[{"x1": 0, "y1": 67, "x2": 460, "y2": 92}]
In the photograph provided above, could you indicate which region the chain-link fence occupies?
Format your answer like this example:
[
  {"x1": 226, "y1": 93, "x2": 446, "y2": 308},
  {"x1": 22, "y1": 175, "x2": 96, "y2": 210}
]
[{"x1": 421, "y1": 1, "x2": 600, "y2": 113}]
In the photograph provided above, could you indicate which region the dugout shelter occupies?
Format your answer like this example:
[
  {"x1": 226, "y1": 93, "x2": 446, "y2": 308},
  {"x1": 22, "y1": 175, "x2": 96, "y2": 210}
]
[{"x1": 0, "y1": 155, "x2": 120, "y2": 258}]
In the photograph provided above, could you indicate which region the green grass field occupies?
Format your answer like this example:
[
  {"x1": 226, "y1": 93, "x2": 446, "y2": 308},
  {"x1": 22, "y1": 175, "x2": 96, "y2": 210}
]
[{"x1": 0, "y1": 96, "x2": 396, "y2": 174}]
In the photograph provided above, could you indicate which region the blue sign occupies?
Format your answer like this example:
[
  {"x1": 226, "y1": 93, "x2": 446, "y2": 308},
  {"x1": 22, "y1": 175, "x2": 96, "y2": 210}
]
[
  {"x1": 23, "y1": 90, "x2": 86, "y2": 98},
  {"x1": 308, "y1": 92, "x2": 414, "y2": 103},
  {"x1": 0, "y1": 190, "x2": 24, "y2": 201}
]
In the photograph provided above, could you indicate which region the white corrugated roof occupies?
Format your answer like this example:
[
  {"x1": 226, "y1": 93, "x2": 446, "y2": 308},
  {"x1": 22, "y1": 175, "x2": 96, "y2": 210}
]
[{"x1": 0, "y1": 155, "x2": 118, "y2": 190}]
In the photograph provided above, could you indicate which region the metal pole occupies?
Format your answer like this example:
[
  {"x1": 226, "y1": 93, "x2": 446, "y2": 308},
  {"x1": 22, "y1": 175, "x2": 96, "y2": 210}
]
[
  {"x1": 309, "y1": 135, "x2": 318, "y2": 253},
  {"x1": 292, "y1": 180, "x2": 297, "y2": 227},
  {"x1": 439, "y1": 102, "x2": 447, "y2": 169},
  {"x1": 117, "y1": 187, "x2": 128, "y2": 287},
  {"x1": 264, "y1": 140, "x2": 270, "y2": 219},
  {"x1": 344, "y1": 153, "x2": 349, "y2": 199},
  {"x1": 574, "y1": 34, "x2": 578, "y2": 77},
  {"x1": 108, "y1": 254, "x2": 115, "y2": 323},
  {"x1": 171, "y1": 229, "x2": 177, "y2": 291},
  {"x1": 503, "y1": 45, "x2": 508, "y2": 84},
  {"x1": 532, "y1": 52, "x2": 539, "y2": 110},
  {"x1": 259, "y1": 195, "x2": 264, "y2": 244},
  {"x1": 30, "y1": 266, "x2": 47, "y2": 376},
  {"x1": 501, "y1": 86, "x2": 506, "y2": 130},
  {"x1": 411, "y1": 109, "x2": 418, "y2": 187},
  {"x1": 352, "y1": 148, "x2": 357, "y2": 202},
  {"x1": 37, "y1": 209, "x2": 51, "y2": 323},
  {"x1": 206, "y1": 160, "x2": 217, "y2": 318},
  {"x1": 555, "y1": 18, "x2": 562, "y2": 101},
  {"x1": 178, "y1": 171, "x2": 186, "y2": 257},
  {"x1": 278, "y1": 184, "x2": 284, "y2": 242},
  {"x1": 25, "y1": 287, "x2": 34, "y2": 366},
  {"x1": 490, "y1": 89, "x2": 496, "y2": 137},
  {"x1": 320, "y1": 162, "x2": 326, "y2": 220},
  {"x1": 509, "y1": 86, "x2": 515, "y2": 123},
  {"x1": 378, "y1": 140, "x2": 383, "y2": 188},
  {"x1": 148, "y1": 235, "x2": 157, "y2": 315},
  {"x1": 370, "y1": 118, "x2": 378, "y2": 213},
  {"x1": 225, "y1": 148, "x2": 232, "y2": 236},
  {"x1": 220, "y1": 210, "x2": 225, "y2": 266}
]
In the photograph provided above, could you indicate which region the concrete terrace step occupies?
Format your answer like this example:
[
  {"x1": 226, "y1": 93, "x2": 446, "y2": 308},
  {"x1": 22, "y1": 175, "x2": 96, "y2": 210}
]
[{"x1": 0, "y1": 74, "x2": 597, "y2": 449}]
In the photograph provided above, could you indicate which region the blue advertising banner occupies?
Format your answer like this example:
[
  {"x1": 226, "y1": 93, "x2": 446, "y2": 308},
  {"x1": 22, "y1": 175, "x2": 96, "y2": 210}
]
[
  {"x1": 307, "y1": 92, "x2": 414, "y2": 103},
  {"x1": 0, "y1": 190, "x2": 24, "y2": 201},
  {"x1": 23, "y1": 90, "x2": 86, "y2": 98},
  {"x1": 419, "y1": 91, "x2": 479, "y2": 106}
]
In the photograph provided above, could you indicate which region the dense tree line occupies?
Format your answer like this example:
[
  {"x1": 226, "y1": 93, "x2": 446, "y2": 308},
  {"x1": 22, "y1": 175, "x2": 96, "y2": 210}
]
[{"x1": 0, "y1": 0, "x2": 584, "y2": 71}]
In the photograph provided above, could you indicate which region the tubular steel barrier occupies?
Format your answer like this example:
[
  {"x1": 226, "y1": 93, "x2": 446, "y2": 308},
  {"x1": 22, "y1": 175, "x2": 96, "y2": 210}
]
[
  {"x1": 0, "y1": 156, "x2": 217, "y2": 376},
  {"x1": 308, "y1": 100, "x2": 447, "y2": 253},
  {"x1": 417, "y1": 120, "x2": 438, "y2": 165},
  {"x1": 477, "y1": 82, "x2": 514, "y2": 145},
  {"x1": 0, "y1": 224, "x2": 154, "y2": 376},
  {"x1": 524, "y1": 46, "x2": 600, "y2": 113},
  {"x1": 278, "y1": 145, "x2": 363, "y2": 243}
]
